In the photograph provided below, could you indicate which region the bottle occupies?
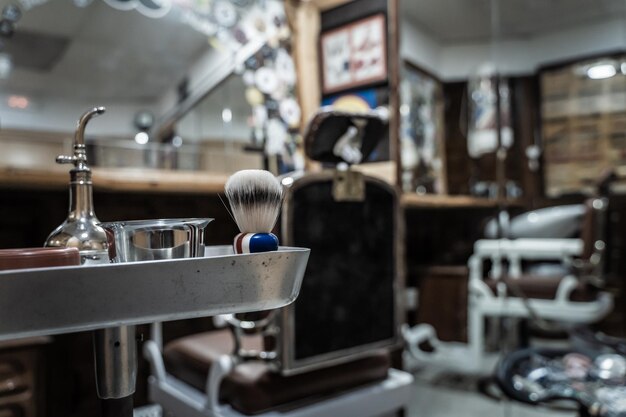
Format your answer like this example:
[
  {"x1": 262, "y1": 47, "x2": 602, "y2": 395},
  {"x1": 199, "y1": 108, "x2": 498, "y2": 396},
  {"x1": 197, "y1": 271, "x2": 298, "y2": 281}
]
[{"x1": 44, "y1": 107, "x2": 109, "y2": 265}]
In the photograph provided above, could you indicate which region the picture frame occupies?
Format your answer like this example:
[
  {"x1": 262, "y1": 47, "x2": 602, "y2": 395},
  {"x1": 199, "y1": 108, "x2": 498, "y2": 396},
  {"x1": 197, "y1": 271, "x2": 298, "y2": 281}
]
[{"x1": 320, "y1": 14, "x2": 388, "y2": 95}]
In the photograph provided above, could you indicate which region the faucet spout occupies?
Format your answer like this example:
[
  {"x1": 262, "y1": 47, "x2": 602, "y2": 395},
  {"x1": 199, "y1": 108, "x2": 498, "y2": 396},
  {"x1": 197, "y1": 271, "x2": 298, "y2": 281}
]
[
  {"x1": 57, "y1": 106, "x2": 106, "y2": 172},
  {"x1": 75, "y1": 106, "x2": 106, "y2": 148}
]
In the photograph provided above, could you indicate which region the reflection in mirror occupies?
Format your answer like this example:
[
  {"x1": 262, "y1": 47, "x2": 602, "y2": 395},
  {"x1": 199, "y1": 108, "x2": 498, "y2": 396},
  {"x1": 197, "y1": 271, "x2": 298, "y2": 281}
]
[
  {"x1": 87, "y1": 74, "x2": 264, "y2": 172},
  {"x1": 0, "y1": 0, "x2": 299, "y2": 175},
  {"x1": 173, "y1": 74, "x2": 263, "y2": 172},
  {"x1": 399, "y1": 62, "x2": 446, "y2": 194},
  {"x1": 400, "y1": 0, "x2": 626, "y2": 198},
  {"x1": 540, "y1": 55, "x2": 626, "y2": 197}
]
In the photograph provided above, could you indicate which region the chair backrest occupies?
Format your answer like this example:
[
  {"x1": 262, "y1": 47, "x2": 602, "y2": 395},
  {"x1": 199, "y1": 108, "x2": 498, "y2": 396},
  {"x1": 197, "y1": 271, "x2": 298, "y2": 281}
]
[
  {"x1": 303, "y1": 108, "x2": 389, "y2": 165},
  {"x1": 276, "y1": 171, "x2": 403, "y2": 375}
]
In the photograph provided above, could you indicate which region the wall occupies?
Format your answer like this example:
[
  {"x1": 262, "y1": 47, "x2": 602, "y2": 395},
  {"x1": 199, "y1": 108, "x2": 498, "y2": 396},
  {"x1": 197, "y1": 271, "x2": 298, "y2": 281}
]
[
  {"x1": 155, "y1": 47, "x2": 223, "y2": 119},
  {"x1": 0, "y1": 19, "x2": 252, "y2": 139},
  {"x1": 402, "y1": 17, "x2": 626, "y2": 80},
  {"x1": 400, "y1": 22, "x2": 441, "y2": 76},
  {"x1": 175, "y1": 74, "x2": 252, "y2": 144},
  {"x1": 0, "y1": 95, "x2": 158, "y2": 137},
  {"x1": 0, "y1": 47, "x2": 238, "y2": 139},
  {"x1": 176, "y1": 106, "x2": 250, "y2": 143}
]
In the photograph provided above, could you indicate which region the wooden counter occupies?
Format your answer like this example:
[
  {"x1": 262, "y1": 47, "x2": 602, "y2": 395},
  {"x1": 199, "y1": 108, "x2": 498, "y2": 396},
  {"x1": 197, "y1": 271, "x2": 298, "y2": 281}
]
[
  {"x1": 0, "y1": 166, "x2": 228, "y2": 194},
  {"x1": 0, "y1": 166, "x2": 523, "y2": 208}
]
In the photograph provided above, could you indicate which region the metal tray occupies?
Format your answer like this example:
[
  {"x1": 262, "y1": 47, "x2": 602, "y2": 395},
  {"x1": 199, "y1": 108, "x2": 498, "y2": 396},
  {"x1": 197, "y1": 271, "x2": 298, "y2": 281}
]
[{"x1": 0, "y1": 246, "x2": 309, "y2": 341}]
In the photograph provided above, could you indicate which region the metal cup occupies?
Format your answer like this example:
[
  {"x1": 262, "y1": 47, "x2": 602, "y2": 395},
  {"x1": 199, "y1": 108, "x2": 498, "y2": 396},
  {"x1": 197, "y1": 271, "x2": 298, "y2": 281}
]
[{"x1": 101, "y1": 218, "x2": 212, "y2": 262}]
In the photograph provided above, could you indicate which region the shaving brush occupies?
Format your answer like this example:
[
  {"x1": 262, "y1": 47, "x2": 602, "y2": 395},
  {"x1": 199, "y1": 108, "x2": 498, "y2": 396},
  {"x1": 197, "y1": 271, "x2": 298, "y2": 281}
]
[{"x1": 225, "y1": 169, "x2": 283, "y2": 254}]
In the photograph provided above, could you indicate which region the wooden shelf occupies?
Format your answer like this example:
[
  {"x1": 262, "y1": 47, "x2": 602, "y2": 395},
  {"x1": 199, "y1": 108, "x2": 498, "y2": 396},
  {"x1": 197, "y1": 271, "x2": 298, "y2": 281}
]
[
  {"x1": 401, "y1": 193, "x2": 521, "y2": 209},
  {"x1": 1, "y1": 166, "x2": 524, "y2": 208},
  {"x1": 0, "y1": 166, "x2": 228, "y2": 194}
]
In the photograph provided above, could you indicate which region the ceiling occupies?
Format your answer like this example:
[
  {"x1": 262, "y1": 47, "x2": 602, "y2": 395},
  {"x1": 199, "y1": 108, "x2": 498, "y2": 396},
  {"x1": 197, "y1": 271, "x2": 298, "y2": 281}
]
[
  {"x1": 2, "y1": 0, "x2": 623, "y2": 102},
  {"x1": 0, "y1": 0, "x2": 210, "y2": 102},
  {"x1": 402, "y1": 0, "x2": 626, "y2": 43}
]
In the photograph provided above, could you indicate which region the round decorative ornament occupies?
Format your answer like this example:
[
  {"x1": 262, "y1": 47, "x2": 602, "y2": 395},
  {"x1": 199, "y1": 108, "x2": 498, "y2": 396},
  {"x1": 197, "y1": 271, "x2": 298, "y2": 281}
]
[
  {"x1": 242, "y1": 70, "x2": 256, "y2": 86},
  {"x1": 279, "y1": 98, "x2": 301, "y2": 128},
  {"x1": 253, "y1": 105, "x2": 268, "y2": 126},
  {"x1": 254, "y1": 66, "x2": 279, "y2": 94},
  {"x1": 213, "y1": 0, "x2": 238, "y2": 28},
  {"x1": 265, "y1": 118, "x2": 287, "y2": 155},
  {"x1": 275, "y1": 48, "x2": 296, "y2": 86},
  {"x1": 245, "y1": 87, "x2": 264, "y2": 106}
]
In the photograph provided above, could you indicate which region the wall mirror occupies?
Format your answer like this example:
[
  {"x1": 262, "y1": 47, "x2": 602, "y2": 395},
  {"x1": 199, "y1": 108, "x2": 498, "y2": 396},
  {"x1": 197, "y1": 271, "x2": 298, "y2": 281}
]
[
  {"x1": 399, "y1": 0, "x2": 626, "y2": 199},
  {"x1": 315, "y1": 0, "x2": 399, "y2": 186},
  {"x1": 0, "y1": 0, "x2": 299, "y2": 174}
]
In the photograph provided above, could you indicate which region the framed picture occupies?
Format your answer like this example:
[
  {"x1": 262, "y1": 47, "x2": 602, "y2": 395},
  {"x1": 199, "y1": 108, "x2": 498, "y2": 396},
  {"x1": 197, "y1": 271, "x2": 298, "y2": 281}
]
[{"x1": 320, "y1": 14, "x2": 387, "y2": 95}]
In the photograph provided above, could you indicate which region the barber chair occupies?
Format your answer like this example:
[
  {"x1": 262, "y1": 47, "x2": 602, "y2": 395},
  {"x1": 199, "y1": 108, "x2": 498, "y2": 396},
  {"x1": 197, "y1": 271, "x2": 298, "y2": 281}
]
[
  {"x1": 404, "y1": 197, "x2": 613, "y2": 373},
  {"x1": 144, "y1": 107, "x2": 413, "y2": 417}
]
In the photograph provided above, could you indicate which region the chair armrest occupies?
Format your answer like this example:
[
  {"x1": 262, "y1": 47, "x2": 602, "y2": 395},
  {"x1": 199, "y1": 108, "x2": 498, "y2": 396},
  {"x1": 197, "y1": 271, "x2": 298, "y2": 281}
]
[
  {"x1": 204, "y1": 354, "x2": 235, "y2": 416},
  {"x1": 143, "y1": 340, "x2": 167, "y2": 382},
  {"x1": 473, "y1": 239, "x2": 583, "y2": 279},
  {"x1": 474, "y1": 238, "x2": 583, "y2": 260}
]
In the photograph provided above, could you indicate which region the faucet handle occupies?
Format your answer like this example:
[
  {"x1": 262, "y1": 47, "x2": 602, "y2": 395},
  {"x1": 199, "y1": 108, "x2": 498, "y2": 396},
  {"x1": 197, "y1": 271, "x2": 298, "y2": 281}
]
[{"x1": 56, "y1": 155, "x2": 77, "y2": 165}]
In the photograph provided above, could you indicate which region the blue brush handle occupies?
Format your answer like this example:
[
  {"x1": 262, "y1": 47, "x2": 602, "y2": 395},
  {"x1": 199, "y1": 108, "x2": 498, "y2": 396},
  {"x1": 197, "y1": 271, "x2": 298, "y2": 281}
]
[{"x1": 233, "y1": 233, "x2": 279, "y2": 254}]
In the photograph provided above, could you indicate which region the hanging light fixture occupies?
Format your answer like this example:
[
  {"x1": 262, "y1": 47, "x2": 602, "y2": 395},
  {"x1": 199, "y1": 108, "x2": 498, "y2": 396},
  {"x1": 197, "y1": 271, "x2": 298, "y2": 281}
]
[
  {"x1": 586, "y1": 62, "x2": 617, "y2": 80},
  {"x1": 134, "y1": 131, "x2": 149, "y2": 144},
  {"x1": 222, "y1": 107, "x2": 232, "y2": 123}
]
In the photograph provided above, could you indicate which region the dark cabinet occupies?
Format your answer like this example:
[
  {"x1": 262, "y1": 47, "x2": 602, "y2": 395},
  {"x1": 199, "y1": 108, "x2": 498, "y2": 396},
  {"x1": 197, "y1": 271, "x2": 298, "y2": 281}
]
[{"x1": 0, "y1": 340, "x2": 48, "y2": 417}]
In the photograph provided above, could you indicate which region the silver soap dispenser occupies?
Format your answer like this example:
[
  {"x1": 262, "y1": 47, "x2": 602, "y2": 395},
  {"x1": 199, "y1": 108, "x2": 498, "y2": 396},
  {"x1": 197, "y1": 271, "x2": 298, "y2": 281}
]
[{"x1": 45, "y1": 107, "x2": 109, "y2": 265}]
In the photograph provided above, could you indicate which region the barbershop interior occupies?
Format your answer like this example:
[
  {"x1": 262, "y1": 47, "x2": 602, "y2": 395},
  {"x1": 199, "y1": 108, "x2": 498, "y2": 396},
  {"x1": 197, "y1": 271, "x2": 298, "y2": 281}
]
[{"x1": 1, "y1": 0, "x2": 626, "y2": 416}]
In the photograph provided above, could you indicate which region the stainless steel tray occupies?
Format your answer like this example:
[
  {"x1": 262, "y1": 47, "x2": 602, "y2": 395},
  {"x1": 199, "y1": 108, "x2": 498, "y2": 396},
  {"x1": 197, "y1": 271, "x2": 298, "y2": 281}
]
[{"x1": 0, "y1": 246, "x2": 309, "y2": 341}]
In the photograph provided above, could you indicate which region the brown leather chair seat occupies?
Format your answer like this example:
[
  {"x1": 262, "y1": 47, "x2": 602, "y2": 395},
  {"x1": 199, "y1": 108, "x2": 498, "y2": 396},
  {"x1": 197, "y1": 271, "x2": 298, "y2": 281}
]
[
  {"x1": 163, "y1": 329, "x2": 391, "y2": 415},
  {"x1": 485, "y1": 275, "x2": 597, "y2": 302}
]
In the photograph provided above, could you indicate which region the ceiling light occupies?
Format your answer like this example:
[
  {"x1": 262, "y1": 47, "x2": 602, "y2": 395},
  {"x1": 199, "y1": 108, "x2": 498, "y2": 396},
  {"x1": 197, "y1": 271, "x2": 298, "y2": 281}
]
[
  {"x1": 222, "y1": 108, "x2": 232, "y2": 123},
  {"x1": 8, "y1": 95, "x2": 28, "y2": 109},
  {"x1": 172, "y1": 135, "x2": 183, "y2": 147},
  {"x1": 587, "y1": 63, "x2": 616, "y2": 80},
  {"x1": 0, "y1": 53, "x2": 12, "y2": 78},
  {"x1": 134, "y1": 131, "x2": 149, "y2": 145}
]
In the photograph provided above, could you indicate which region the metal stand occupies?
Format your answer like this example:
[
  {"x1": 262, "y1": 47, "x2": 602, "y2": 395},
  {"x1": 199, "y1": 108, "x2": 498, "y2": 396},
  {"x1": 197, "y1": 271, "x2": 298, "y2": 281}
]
[
  {"x1": 94, "y1": 325, "x2": 138, "y2": 415},
  {"x1": 102, "y1": 396, "x2": 135, "y2": 417},
  {"x1": 0, "y1": 246, "x2": 308, "y2": 340},
  {"x1": 0, "y1": 246, "x2": 309, "y2": 414}
]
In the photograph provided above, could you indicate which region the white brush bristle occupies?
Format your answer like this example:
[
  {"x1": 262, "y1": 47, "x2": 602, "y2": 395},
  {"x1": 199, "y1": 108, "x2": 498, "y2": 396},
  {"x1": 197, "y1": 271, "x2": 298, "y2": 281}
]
[{"x1": 225, "y1": 169, "x2": 283, "y2": 233}]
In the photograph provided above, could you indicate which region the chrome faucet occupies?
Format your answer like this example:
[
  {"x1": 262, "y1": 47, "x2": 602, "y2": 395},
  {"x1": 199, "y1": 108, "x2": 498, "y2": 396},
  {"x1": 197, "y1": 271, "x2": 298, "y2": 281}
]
[
  {"x1": 44, "y1": 107, "x2": 138, "y2": 412},
  {"x1": 44, "y1": 107, "x2": 109, "y2": 265}
]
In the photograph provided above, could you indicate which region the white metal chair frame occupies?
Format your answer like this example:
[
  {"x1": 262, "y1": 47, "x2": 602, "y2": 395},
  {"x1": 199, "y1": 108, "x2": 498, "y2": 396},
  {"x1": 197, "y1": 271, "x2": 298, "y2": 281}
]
[
  {"x1": 404, "y1": 237, "x2": 613, "y2": 373},
  {"x1": 144, "y1": 321, "x2": 414, "y2": 417}
]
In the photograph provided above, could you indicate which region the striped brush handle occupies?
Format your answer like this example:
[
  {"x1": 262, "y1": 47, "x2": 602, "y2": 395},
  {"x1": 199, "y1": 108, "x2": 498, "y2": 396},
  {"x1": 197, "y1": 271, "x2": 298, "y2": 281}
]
[{"x1": 233, "y1": 233, "x2": 279, "y2": 254}]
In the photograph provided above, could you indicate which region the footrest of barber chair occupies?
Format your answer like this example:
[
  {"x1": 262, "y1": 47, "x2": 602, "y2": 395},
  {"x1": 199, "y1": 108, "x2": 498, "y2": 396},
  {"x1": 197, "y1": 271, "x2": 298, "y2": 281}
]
[
  {"x1": 485, "y1": 274, "x2": 597, "y2": 302},
  {"x1": 163, "y1": 329, "x2": 391, "y2": 415}
]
